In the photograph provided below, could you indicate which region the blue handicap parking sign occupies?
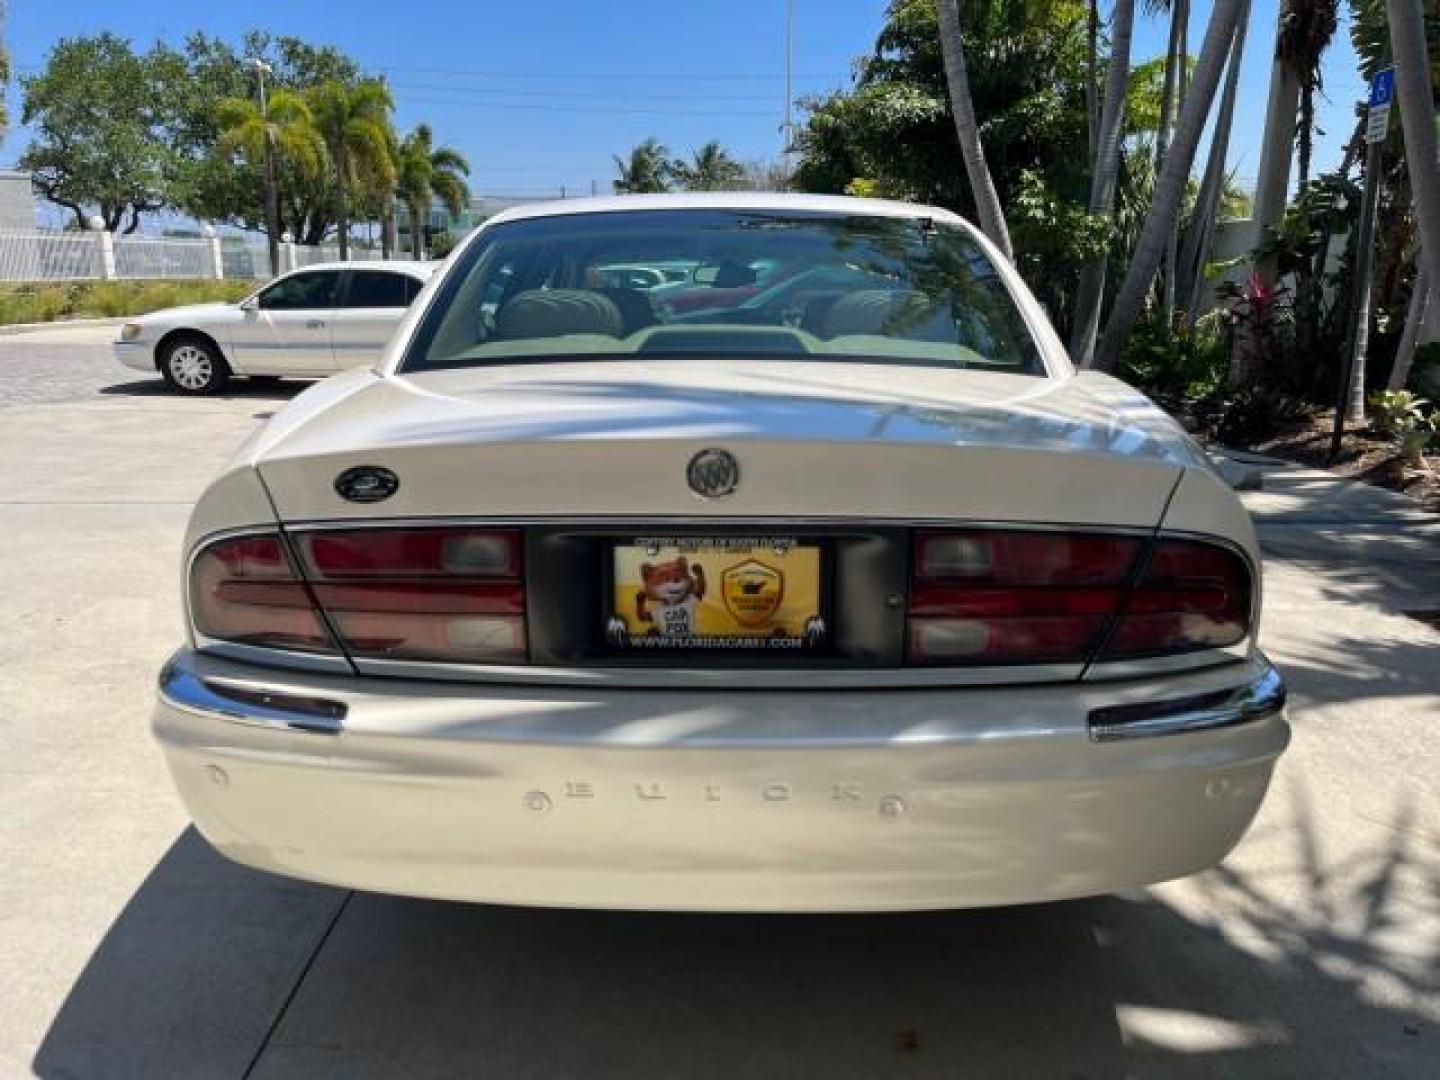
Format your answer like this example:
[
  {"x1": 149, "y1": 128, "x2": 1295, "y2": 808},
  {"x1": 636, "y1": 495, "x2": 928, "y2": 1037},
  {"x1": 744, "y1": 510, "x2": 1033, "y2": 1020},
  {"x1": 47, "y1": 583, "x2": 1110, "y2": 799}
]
[{"x1": 1370, "y1": 69, "x2": 1395, "y2": 108}]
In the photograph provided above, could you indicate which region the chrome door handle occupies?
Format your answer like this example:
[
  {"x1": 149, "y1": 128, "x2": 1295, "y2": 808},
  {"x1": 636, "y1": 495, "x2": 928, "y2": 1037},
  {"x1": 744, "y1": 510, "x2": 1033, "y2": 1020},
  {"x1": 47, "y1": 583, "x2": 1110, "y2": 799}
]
[{"x1": 306, "y1": 320, "x2": 325, "y2": 329}]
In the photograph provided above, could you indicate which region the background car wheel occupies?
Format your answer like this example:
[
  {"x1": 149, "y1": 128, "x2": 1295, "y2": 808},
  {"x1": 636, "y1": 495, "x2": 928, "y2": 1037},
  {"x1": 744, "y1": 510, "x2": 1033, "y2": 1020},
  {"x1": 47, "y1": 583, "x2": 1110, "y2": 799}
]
[{"x1": 160, "y1": 336, "x2": 230, "y2": 395}]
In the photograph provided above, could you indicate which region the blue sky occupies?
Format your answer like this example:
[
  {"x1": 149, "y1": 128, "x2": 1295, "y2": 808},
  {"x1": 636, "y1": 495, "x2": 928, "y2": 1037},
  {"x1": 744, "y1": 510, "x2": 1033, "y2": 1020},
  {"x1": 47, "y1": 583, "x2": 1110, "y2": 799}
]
[{"x1": 3, "y1": 0, "x2": 1367, "y2": 215}]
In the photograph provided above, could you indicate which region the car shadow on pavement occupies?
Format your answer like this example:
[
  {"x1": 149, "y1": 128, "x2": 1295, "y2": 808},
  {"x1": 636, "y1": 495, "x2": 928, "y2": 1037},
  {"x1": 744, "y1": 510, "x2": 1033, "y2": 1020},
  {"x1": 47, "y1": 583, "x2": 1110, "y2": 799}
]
[
  {"x1": 33, "y1": 789, "x2": 1438, "y2": 1080},
  {"x1": 98, "y1": 378, "x2": 307, "y2": 404}
]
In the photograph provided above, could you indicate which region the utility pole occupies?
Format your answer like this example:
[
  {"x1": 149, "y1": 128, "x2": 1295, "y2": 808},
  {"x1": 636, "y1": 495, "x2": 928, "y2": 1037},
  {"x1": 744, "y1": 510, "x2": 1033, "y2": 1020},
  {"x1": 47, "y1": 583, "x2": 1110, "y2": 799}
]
[
  {"x1": 248, "y1": 57, "x2": 280, "y2": 277},
  {"x1": 783, "y1": 0, "x2": 794, "y2": 186}
]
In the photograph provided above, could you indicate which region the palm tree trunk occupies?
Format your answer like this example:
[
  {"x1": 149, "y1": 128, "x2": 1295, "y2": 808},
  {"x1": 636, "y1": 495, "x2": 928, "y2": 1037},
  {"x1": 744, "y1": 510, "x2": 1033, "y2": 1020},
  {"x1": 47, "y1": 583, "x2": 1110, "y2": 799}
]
[
  {"x1": 1070, "y1": 0, "x2": 1136, "y2": 367},
  {"x1": 1094, "y1": 0, "x2": 1245, "y2": 372},
  {"x1": 937, "y1": 0, "x2": 1013, "y2": 260},
  {"x1": 263, "y1": 134, "x2": 281, "y2": 277},
  {"x1": 1250, "y1": 10, "x2": 1301, "y2": 285},
  {"x1": 409, "y1": 198, "x2": 424, "y2": 259},
  {"x1": 1086, "y1": 0, "x2": 1100, "y2": 165},
  {"x1": 336, "y1": 145, "x2": 351, "y2": 261},
  {"x1": 1388, "y1": 264, "x2": 1431, "y2": 390},
  {"x1": 1179, "y1": 0, "x2": 1250, "y2": 316},
  {"x1": 1155, "y1": 1, "x2": 1184, "y2": 176},
  {"x1": 1387, "y1": 0, "x2": 1440, "y2": 298},
  {"x1": 1161, "y1": 0, "x2": 1191, "y2": 325}
]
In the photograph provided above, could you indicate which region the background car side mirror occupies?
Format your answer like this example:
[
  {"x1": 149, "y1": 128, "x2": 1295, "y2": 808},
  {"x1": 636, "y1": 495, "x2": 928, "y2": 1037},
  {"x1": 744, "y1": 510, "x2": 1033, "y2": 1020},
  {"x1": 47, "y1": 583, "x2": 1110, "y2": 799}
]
[{"x1": 239, "y1": 296, "x2": 259, "y2": 313}]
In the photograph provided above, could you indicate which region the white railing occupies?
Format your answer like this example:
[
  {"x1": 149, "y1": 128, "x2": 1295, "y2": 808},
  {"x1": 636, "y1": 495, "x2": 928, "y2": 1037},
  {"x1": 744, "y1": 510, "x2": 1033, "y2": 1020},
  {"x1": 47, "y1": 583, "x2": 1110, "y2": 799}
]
[
  {"x1": 0, "y1": 229, "x2": 101, "y2": 282},
  {"x1": 112, "y1": 236, "x2": 213, "y2": 280},
  {"x1": 292, "y1": 244, "x2": 343, "y2": 268},
  {"x1": 0, "y1": 228, "x2": 359, "y2": 283}
]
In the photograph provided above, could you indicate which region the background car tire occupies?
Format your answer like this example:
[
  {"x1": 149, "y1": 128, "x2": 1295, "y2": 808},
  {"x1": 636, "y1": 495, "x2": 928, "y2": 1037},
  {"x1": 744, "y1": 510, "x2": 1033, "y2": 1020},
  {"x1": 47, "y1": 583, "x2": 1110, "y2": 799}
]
[{"x1": 160, "y1": 335, "x2": 230, "y2": 395}]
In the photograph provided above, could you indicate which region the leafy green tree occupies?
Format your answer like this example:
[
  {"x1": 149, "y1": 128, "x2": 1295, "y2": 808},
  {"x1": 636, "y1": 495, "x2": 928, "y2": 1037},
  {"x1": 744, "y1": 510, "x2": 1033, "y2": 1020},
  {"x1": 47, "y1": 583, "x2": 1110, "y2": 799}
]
[
  {"x1": 18, "y1": 34, "x2": 181, "y2": 231},
  {"x1": 671, "y1": 141, "x2": 745, "y2": 191},
  {"x1": 613, "y1": 139, "x2": 674, "y2": 194},
  {"x1": 308, "y1": 78, "x2": 395, "y2": 260},
  {"x1": 792, "y1": 0, "x2": 1095, "y2": 320},
  {"x1": 171, "y1": 32, "x2": 362, "y2": 244},
  {"x1": 396, "y1": 123, "x2": 471, "y2": 258}
]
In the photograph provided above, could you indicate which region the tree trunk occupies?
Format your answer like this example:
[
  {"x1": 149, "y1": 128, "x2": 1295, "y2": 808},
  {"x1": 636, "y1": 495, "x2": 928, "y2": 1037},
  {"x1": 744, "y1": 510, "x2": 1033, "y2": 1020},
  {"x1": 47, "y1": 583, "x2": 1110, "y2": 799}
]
[
  {"x1": 1250, "y1": 15, "x2": 1301, "y2": 284},
  {"x1": 1086, "y1": 0, "x2": 1100, "y2": 165},
  {"x1": 1161, "y1": 0, "x2": 1191, "y2": 326},
  {"x1": 1389, "y1": 264, "x2": 1431, "y2": 390},
  {"x1": 1179, "y1": 0, "x2": 1250, "y2": 316},
  {"x1": 1070, "y1": 0, "x2": 1136, "y2": 367},
  {"x1": 937, "y1": 0, "x2": 1013, "y2": 260},
  {"x1": 1387, "y1": 0, "x2": 1440, "y2": 298},
  {"x1": 410, "y1": 198, "x2": 424, "y2": 258},
  {"x1": 1094, "y1": 0, "x2": 1245, "y2": 372},
  {"x1": 335, "y1": 145, "x2": 351, "y2": 261},
  {"x1": 380, "y1": 193, "x2": 394, "y2": 260},
  {"x1": 263, "y1": 133, "x2": 281, "y2": 277}
]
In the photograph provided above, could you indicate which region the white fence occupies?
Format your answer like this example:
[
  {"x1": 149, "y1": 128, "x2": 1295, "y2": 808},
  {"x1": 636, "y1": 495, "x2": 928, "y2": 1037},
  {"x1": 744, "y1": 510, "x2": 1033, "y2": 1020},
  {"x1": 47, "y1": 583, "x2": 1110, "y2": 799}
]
[{"x1": 0, "y1": 228, "x2": 347, "y2": 284}]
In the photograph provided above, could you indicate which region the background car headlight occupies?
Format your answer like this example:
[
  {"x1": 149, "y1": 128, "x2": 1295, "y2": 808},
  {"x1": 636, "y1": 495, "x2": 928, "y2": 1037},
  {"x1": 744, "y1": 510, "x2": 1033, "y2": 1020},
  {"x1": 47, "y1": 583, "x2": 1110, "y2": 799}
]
[{"x1": 118, "y1": 323, "x2": 144, "y2": 342}]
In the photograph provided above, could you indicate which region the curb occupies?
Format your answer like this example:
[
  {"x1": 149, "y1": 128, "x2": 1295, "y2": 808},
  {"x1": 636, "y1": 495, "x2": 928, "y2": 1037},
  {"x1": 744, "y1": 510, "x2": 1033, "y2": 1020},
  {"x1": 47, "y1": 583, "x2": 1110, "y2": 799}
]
[{"x1": 0, "y1": 316, "x2": 130, "y2": 336}]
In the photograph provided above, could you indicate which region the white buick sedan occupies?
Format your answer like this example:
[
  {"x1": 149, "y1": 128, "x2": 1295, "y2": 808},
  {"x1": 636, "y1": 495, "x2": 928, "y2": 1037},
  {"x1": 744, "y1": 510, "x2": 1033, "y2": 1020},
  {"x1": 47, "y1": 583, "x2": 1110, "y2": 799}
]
[
  {"x1": 154, "y1": 194, "x2": 1288, "y2": 912},
  {"x1": 115, "y1": 260, "x2": 434, "y2": 394}
]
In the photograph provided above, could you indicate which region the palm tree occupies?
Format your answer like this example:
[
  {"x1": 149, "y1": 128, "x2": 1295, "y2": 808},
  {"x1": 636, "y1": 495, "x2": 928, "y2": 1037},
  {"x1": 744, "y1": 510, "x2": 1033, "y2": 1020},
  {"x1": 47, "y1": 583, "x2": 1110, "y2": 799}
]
[
  {"x1": 308, "y1": 78, "x2": 395, "y2": 260},
  {"x1": 397, "y1": 123, "x2": 471, "y2": 259},
  {"x1": 613, "y1": 139, "x2": 673, "y2": 194},
  {"x1": 1387, "y1": 0, "x2": 1440, "y2": 302},
  {"x1": 1279, "y1": 0, "x2": 1340, "y2": 189},
  {"x1": 673, "y1": 141, "x2": 745, "y2": 191},
  {"x1": 937, "y1": 0, "x2": 1013, "y2": 260},
  {"x1": 216, "y1": 89, "x2": 326, "y2": 275},
  {"x1": 1094, "y1": 0, "x2": 1246, "y2": 371},
  {"x1": 1070, "y1": 0, "x2": 1136, "y2": 367},
  {"x1": 1249, "y1": 10, "x2": 1303, "y2": 280}
]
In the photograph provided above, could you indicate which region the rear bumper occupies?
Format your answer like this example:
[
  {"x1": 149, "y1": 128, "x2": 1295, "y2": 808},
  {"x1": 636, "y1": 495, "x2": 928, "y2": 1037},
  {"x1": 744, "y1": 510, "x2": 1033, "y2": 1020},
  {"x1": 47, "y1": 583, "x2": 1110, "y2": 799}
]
[{"x1": 153, "y1": 649, "x2": 1288, "y2": 912}]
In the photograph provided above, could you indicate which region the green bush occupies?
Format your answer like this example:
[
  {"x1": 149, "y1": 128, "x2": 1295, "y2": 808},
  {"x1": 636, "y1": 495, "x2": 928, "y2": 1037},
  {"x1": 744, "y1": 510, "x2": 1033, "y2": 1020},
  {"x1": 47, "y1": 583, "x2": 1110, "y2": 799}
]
[
  {"x1": 1115, "y1": 315, "x2": 1230, "y2": 405},
  {"x1": 0, "y1": 280, "x2": 255, "y2": 326}
]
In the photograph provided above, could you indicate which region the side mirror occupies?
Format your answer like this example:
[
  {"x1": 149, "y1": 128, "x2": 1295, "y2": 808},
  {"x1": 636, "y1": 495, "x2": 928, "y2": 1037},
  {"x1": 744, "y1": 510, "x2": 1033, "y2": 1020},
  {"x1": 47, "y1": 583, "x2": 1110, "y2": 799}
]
[{"x1": 239, "y1": 296, "x2": 259, "y2": 312}]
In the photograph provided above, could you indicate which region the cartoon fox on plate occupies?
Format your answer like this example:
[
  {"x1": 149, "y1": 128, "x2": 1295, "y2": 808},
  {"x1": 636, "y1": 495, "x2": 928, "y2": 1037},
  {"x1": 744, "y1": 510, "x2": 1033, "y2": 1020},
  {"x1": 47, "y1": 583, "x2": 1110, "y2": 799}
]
[{"x1": 636, "y1": 557, "x2": 706, "y2": 637}]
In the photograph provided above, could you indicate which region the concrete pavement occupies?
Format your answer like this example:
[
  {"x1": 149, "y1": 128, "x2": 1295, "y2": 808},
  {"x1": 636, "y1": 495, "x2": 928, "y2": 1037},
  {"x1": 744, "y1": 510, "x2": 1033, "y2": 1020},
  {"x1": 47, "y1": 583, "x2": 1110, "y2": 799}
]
[{"x1": 2, "y1": 328, "x2": 1436, "y2": 1077}]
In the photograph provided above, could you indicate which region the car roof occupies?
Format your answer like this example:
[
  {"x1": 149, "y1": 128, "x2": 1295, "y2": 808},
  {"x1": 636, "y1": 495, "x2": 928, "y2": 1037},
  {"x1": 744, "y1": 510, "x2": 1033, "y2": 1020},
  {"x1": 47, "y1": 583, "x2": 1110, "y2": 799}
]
[
  {"x1": 291, "y1": 260, "x2": 435, "y2": 277},
  {"x1": 484, "y1": 192, "x2": 968, "y2": 229}
]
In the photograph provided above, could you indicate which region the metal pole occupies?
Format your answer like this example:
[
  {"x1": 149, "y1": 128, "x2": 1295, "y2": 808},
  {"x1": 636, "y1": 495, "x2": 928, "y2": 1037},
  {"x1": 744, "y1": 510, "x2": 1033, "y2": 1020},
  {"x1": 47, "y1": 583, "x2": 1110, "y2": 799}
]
[
  {"x1": 249, "y1": 58, "x2": 280, "y2": 278},
  {"x1": 784, "y1": 0, "x2": 794, "y2": 184}
]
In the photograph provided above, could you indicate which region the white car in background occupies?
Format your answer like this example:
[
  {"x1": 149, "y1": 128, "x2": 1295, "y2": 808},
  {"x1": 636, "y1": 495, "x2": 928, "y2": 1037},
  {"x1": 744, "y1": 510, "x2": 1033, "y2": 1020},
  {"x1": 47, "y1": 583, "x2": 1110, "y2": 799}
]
[
  {"x1": 154, "y1": 194, "x2": 1287, "y2": 913},
  {"x1": 114, "y1": 261, "x2": 435, "y2": 394}
]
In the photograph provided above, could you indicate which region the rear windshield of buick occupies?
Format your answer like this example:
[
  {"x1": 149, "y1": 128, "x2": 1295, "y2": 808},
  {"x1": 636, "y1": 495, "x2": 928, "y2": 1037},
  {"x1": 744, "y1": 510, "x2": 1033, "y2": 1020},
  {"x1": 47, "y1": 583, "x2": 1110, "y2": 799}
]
[{"x1": 401, "y1": 209, "x2": 1047, "y2": 375}]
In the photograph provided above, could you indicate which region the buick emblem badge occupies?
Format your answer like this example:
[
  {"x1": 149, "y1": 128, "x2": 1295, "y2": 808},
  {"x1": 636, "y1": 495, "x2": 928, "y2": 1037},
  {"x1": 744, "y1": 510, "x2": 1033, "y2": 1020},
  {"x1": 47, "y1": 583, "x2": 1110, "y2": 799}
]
[
  {"x1": 686, "y1": 448, "x2": 739, "y2": 499},
  {"x1": 334, "y1": 465, "x2": 399, "y2": 504}
]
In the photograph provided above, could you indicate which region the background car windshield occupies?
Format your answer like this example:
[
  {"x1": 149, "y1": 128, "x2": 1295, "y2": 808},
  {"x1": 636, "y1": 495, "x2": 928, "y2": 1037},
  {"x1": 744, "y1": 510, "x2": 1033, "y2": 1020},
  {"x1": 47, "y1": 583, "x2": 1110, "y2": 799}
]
[{"x1": 404, "y1": 210, "x2": 1046, "y2": 375}]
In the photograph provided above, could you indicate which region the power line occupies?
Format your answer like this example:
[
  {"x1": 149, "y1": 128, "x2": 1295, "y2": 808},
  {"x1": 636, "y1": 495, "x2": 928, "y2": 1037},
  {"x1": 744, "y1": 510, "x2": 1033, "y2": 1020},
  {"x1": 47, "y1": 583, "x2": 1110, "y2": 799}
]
[
  {"x1": 386, "y1": 81, "x2": 811, "y2": 104},
  {"x1": 399, "y1": 95, "x2": 776, "y2": 117}
]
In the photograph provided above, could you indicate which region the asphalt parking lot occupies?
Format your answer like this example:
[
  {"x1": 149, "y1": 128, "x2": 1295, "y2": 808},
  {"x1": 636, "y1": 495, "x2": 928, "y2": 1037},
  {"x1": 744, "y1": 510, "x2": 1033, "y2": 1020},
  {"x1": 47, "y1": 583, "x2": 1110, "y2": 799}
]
[{"x1": 2, "y1": 324, "x2": 1437, "y2": 1078}]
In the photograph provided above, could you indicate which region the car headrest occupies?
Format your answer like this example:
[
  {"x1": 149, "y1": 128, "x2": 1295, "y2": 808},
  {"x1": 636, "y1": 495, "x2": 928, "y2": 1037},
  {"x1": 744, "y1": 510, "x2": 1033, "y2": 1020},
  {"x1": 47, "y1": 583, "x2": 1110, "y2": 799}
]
[
  {"x1": 821, "y1": 289, "x2": 949, "y2": 340},
  {"x1": 495, "y1": 289, "x2": 624, "y2": 340}
]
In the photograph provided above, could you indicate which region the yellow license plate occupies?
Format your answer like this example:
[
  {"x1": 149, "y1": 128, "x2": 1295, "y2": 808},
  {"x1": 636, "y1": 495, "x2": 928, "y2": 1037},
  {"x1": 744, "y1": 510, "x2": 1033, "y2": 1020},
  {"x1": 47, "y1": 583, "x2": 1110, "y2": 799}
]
[{"x1": 610, "y1": 537, "x2": 826, "y2": 651}]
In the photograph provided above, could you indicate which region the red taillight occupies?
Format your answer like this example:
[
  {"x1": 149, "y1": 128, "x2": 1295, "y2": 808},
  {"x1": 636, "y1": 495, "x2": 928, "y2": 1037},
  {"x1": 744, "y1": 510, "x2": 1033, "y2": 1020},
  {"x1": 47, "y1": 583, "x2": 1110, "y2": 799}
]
[
  {"x1": 1098, "y1": 538, "x2": 1251, "y2": 659},
  {"x1": 190, "y1": 528, "x2": 527, "y2": 664},
  {"x1": 190, "y1": 534, "x2": 336, "y2": 653},
  {"x1": 907, "y1": 530, "x2": 1251, "y2": 666},
  {"x1": 908, "y1": 530, "x2": 1141, "y2": 664}
]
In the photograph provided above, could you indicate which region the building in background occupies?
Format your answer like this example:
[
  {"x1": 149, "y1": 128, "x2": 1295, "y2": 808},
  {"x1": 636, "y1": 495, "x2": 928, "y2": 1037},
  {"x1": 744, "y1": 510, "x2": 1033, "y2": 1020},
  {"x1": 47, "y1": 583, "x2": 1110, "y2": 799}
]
[
  {"x1": 395, "y1": 193, "x2": 564, "y2": 254},
  {"x1": 0, "y1": 172, "x2": 40, "y2": 230}
]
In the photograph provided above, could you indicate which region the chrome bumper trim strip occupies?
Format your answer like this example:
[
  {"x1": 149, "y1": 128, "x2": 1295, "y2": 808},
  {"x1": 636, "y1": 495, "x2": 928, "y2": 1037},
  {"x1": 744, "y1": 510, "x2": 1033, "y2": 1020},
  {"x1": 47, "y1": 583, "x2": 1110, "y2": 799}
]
[
  {"x1": 1087, "y1": 662, "x2": 1285, "y2": 742},
  {"x1": 158, "y1": 659, "x2": 345, "y2": 734}
]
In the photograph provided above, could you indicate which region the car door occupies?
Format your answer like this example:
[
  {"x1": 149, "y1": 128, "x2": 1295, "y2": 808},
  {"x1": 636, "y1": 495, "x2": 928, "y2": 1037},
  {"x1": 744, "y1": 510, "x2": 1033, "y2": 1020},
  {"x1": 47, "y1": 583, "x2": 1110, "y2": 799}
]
[
  {"x1": 329, "y1": 269, "x2": 425, "y2": 369},
  {"x1": 230, "y1": 269, "x2": 343, "y2": 376}
]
